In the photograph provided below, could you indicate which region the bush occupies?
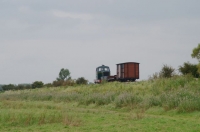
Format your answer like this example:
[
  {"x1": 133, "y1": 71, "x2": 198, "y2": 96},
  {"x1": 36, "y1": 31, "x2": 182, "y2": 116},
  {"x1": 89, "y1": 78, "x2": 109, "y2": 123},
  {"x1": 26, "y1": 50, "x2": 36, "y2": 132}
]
[
  {"x1": 179, "y1": 62, "x2": 199, "y2": 78},
  {"x1": 52, "y1": 80, "x2": 64, "y2": 87},
  {"x1": 52, "y1": 80, "x2": 75, "y2": 87},
  {"x1": 76, "y1": 77, "x2": 88, "y2": 85},
  {"x1": 62, "y1": 80, "x2": 76, "y2": 86},
  {"x1": 159, "y1": 64, "x2": 175, "y2": 78},
  {"x1": 149, "y1": 65, "x2": 176, "y2": 80},
  {"x1": 32, "y1": 81, "x2": 44, "y2": 89},
  {"x1": 2, "y1": 84, "x2": 16, "y2": 91}
]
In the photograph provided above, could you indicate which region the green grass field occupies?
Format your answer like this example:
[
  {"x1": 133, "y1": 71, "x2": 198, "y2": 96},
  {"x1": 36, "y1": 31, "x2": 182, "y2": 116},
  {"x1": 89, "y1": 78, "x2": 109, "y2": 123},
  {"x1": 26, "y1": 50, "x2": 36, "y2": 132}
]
[{"x1": 1, "y1": 75, "x2": 200, "y2": 132}]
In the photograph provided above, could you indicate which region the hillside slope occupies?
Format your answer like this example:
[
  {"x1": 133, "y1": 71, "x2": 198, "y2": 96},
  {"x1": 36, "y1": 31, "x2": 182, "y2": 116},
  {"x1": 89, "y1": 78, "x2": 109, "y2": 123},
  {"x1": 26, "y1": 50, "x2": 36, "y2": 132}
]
[{"x1": 1, "y1": 75, "x2": 200, "y2": 131}]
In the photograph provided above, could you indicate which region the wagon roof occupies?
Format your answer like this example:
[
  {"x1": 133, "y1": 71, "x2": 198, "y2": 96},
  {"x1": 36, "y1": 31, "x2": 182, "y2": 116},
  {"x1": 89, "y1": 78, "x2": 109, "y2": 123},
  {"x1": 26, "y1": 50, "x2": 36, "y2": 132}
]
[{"x1": 116, "y1": 62, "x2": 140, "y2": 65}]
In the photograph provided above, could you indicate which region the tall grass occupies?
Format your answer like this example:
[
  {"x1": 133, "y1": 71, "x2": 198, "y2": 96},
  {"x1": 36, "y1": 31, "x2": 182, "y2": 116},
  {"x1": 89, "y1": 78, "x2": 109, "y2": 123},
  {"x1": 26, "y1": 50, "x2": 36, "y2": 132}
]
[
  {"x1": 1, "y1": 75, "x2": 200, "y2": 112},
  {"x1": 0, "y1": 101, "x2": 81, "y2": 126}
]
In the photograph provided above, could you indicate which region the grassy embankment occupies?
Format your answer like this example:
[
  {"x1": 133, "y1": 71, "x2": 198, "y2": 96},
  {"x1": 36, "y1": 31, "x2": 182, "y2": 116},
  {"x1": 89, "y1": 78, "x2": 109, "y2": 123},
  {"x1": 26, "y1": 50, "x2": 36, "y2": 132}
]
[{"x1": 1, "y1": 75, "x2": 200, "y2": 131}]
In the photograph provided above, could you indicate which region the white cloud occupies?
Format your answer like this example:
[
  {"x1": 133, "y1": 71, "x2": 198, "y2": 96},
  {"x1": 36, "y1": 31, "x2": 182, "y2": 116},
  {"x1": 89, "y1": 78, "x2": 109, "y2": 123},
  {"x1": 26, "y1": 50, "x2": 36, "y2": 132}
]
[{"x1": 52, "y1": 10, "x2": 93, "y2": 21}]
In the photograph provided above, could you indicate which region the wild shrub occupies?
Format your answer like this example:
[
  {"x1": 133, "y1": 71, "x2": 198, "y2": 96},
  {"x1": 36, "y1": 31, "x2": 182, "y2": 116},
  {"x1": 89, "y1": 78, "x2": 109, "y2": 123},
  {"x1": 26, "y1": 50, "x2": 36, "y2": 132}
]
[
  {"x1": 179, "y1": 62, "x2": 199, "y2": 78},
  {"x1": 32, "y1": 81, "x2": 44, "y2": 89},
  {"x1": 149, "y1": 65, "x2": 176, "y2": 81},
  {"x1": 63, "y1": 80, "x2": 76, "y2": 86},
  {"x1": 159, "y1": 64, "x2": 176, "y2": 78},
  {"x1": 52, "y1": 80, "x2": 64, "y2": 87},
  {"x1": 52, "y1": 80, "x2": 75, "y2": 87},
  {"x1": 76, "y1": 77, "x2": 88, "y2": 85}
]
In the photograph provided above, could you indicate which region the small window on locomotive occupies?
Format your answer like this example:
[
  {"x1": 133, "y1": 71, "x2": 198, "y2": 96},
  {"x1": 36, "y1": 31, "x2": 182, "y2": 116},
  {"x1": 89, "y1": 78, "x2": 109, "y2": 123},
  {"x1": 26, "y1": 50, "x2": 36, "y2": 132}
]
[
  {"x1": 105, "y1": 68, "x2": 110, "y2": 71},
  {"x1": 98, "y1": 68, "x2": 102, "y2": 71}
]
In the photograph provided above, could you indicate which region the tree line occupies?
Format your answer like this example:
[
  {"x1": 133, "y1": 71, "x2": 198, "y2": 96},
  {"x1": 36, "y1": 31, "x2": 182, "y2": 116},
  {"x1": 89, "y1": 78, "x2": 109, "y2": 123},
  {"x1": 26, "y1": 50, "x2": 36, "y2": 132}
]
[
  {"x1": 149, "y1": 43, "x2": 200, "y2": 79},
  {"x1": 1, "y1": 68, "x2": 88, "y2": 91}
]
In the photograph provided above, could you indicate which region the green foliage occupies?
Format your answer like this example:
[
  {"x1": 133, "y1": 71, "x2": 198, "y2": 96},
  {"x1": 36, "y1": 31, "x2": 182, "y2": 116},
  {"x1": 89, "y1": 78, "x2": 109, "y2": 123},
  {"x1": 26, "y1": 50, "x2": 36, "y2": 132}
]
[
  {"x1": 52, "y1": 80, "x2": 75, "y2": 87},
  {"x1": 191, "y1": 44, "x2": 200, "y2": 74},
  {"x1": 191, "y1": 43, "x2": 200, "y2": 62},
  {"x1": 1, "y1": 84, "x2": 32, "y2": 91},
  {"x1": 44, "y1": 83, "x2": 53, "y2": 88},
  {"x1": 159, "y1": 64, "x2": 175, "y2": 78},
  {"x1": 53, "y1": 80, "x2": 64, "y2": 87},
  {"x1": 76, "y1": 77, "x2": 88, "y2": 85},
  {"x1": 62, "y1": 80, "x2": 76, "y2": 86},
  {"x1": 179, "y1": 62, "x2": 199, "y2": 78},
  {"x1": 197, "y1": 63, "x2": 200, "y2": 74},
  {"x1": 2, "y1": 84, "x2": 16, "y2": 91},
  {"x1": 32, "y1": 81, "x2": 44, "y2": 89},
  {"x1": 149, "y1": 65, "x2": 176, "y2": 80},
  {"x1": 56, "y1": 68, "x2": 71, "y2": 81}
]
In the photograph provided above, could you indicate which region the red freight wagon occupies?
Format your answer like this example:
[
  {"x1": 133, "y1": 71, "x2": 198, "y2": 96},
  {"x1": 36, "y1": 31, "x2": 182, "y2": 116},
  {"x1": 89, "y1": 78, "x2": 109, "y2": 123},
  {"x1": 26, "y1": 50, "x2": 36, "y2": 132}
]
[{"x1": 116, "y1": 62, "x2": 139, "y2": 82}]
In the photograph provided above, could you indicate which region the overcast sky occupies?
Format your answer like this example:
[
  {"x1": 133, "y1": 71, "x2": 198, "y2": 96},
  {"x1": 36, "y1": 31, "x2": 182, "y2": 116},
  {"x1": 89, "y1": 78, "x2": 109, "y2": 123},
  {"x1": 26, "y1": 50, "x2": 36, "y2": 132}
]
[{"x1": 1, "y1": 0, "x2": 200, "y2": 84}]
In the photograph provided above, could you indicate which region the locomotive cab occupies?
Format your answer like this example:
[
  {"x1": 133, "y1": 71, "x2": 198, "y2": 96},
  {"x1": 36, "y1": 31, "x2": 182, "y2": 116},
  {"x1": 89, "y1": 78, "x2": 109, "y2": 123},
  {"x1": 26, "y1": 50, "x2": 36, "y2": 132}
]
[{"x1": 94, "y1": 65, "x2": 110, "y2": 83}]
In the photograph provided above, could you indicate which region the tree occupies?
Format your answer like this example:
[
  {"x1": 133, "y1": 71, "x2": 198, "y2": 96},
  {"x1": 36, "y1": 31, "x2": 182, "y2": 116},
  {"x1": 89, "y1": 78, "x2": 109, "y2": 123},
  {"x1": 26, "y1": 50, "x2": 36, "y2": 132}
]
[
  {"x1": 179, "y1": 62, "x2": 199, "y2": 78},
  {"x1": 159, "y1": 64, "x2": 175, "y2": 78},
  {"x1": 191, "y1": 44, "x2": 200, "y2": 74},
  {"x1": 191, "y1": 44, "x2": 200, "y2": 62},
  {"x1": 56, "y1": 68, "x2": 71, "y2": 81},
  {"x1": 76, "y1": 77, "x2": 88, "y2": 85},
  {"x1": 32, "y1": 81, "x2": 44, "y2": 89}
]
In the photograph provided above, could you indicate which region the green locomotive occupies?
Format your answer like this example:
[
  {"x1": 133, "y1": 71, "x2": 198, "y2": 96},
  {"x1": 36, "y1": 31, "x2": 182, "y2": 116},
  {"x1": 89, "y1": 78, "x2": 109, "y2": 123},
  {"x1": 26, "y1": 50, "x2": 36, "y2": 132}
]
[{"x1": 94, "y1": 65, "x2": 110, "y2": 83}]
